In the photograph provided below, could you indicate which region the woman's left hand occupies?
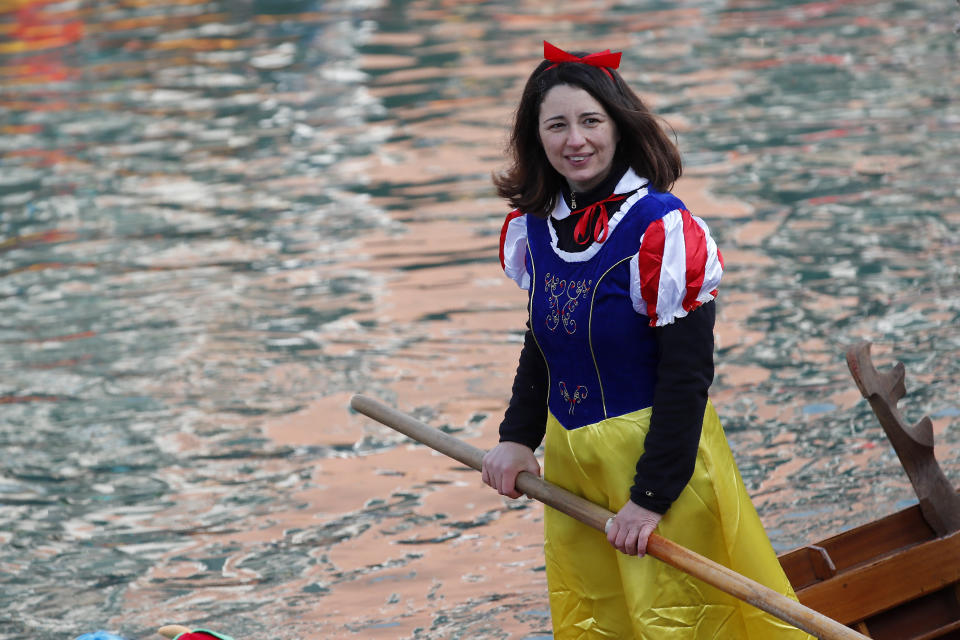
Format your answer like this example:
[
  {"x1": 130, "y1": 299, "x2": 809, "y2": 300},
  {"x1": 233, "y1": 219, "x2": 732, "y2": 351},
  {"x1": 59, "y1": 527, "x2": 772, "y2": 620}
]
[{"x1": 606, "y1": 500, "x2": 662, "y2": 557}]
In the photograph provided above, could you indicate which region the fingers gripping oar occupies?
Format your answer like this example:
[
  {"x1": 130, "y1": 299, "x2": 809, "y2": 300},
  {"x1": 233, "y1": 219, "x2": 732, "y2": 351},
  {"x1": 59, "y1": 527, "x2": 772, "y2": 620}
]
[{"x1": 350, "y1": 394, "x2": 869, "y2": 640}]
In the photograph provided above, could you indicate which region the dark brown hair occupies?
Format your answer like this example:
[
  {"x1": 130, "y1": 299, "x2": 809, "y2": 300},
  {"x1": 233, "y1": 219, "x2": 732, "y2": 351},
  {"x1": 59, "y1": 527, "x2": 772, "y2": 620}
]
[{"x1": 493, "y1": 56, "x2": 682, "y2": 218}]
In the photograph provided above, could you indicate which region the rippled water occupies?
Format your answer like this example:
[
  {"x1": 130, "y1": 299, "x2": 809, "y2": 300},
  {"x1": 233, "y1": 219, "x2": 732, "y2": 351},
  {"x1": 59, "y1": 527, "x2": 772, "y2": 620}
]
[{"x1": 1, "y1": 1, "x2": 958, "y2": 638}]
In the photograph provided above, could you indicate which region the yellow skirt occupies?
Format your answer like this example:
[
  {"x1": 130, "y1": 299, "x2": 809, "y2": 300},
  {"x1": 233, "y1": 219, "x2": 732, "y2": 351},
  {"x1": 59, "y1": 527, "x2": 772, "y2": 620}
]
[{"x1": 542, "y1": 402, "x2": 813, "y2": 640}]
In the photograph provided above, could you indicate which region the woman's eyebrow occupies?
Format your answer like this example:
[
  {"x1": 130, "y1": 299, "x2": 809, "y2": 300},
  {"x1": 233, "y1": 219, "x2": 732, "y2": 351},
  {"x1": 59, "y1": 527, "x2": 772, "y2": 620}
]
[{"x1": 541, "y1": 111, "x2": 604, "y2": 124}]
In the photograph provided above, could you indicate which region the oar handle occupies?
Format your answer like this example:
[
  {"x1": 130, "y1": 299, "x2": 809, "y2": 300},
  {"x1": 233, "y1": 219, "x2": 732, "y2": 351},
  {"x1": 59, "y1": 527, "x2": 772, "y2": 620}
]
[{"x1": 350, "y1": 394, "x2": 869, "y2": 640}]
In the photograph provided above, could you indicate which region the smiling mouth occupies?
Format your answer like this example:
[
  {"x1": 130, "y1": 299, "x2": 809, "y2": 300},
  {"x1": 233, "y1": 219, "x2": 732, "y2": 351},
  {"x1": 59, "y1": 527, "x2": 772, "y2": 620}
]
[{"x1": 568, "y1": 154, "x2": 591, "y2": 162}]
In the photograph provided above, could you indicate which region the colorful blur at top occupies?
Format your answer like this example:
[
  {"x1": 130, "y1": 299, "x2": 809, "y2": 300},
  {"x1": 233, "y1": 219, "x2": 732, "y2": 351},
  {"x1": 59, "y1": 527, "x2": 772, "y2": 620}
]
[{"x1": 0, "y1": 0, "x2": 958, "y2": 638}]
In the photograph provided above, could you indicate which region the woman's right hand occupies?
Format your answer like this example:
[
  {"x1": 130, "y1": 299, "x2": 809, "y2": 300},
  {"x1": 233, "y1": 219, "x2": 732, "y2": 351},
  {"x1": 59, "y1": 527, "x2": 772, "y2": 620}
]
[{"x1": 481, "y1": 441, "x2": 541, "y2": 499}]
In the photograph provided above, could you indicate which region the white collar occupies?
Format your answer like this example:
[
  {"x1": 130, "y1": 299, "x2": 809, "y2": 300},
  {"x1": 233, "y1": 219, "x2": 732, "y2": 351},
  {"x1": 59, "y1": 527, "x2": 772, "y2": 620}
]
[
  {"x1": 545, "y1": 172, "x2": 652, "y2": 263},
  {"x1": 550, "y1": 168, "x2": 650, "y2": 220}
]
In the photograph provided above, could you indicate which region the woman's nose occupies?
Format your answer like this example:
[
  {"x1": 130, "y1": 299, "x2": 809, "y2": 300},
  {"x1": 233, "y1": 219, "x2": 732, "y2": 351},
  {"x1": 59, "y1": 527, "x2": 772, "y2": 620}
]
[{"x1": 566, "y1": 125, "x2": 586, "y2": 147}]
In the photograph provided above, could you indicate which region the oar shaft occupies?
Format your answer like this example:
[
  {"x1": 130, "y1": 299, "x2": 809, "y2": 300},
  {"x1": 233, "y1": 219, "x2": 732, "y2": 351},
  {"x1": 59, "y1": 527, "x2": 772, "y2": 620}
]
[{"x1": 350, "y1": 394, "x2": 867, "y2": 640}]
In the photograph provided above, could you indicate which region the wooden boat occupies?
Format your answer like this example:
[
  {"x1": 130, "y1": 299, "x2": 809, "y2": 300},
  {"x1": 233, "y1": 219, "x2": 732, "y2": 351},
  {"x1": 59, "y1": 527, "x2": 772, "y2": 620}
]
[{"x1": 777, "y1": 342, "x2": 960, "y2": 640}]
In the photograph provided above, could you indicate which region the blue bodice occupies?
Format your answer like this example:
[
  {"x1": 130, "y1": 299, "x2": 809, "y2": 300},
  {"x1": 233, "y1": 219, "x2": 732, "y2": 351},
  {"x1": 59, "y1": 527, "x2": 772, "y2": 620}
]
[{"x1": 525, "y1": 194, "x2": 682, "y2": 429}]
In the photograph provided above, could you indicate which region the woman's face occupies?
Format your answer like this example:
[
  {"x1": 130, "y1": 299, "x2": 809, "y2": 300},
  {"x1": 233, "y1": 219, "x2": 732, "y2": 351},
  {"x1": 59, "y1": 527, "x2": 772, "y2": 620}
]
[{"x1": 538, "y1": 84, "x2": 619, "y2": 194}]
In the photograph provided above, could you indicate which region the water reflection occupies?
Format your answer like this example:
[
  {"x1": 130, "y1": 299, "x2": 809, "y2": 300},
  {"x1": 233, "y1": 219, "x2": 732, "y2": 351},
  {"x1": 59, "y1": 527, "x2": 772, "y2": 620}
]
[{"x1": 0, "y1": 0, "x2": 957, "y2": 638}]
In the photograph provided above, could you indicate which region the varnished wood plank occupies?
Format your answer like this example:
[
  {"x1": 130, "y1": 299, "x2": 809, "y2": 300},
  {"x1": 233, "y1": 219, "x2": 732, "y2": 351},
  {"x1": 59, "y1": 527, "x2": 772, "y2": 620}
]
[
  {"x1": 912, "y1": 618, "x2": 960, "y2": 640},
  {"x1": 862, "y1": 587, "x2": 960, "y2": 640},
  {"x1": 795, "y1": 531, "x2": 960, "y2": 625},
  {"x1": 780, "y1": 502, "x2": 936, "y2": 589}
]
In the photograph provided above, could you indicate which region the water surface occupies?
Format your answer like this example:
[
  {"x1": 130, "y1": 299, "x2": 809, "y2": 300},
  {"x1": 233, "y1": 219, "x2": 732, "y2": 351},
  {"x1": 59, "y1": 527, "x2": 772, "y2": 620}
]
[{"x1": 1, "y1": 1, "x2": 958, "y2": 638}]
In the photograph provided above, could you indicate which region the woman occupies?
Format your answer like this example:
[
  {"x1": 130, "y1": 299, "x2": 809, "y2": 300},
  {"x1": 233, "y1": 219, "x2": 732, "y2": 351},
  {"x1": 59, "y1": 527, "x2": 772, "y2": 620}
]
[{"x1": 481, "y1": 42, "x2": 811, "y2": 639}]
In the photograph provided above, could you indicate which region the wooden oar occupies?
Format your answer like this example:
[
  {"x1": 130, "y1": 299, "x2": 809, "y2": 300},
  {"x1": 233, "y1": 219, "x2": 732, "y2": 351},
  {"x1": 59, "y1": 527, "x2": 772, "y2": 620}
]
[{"x1": 350, "y1": 393, "x2": 869, "y2": 640}]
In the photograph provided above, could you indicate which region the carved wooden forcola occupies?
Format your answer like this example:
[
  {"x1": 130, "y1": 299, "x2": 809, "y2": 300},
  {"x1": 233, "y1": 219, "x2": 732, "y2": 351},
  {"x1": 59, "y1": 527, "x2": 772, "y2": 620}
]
[{"x1": 846, "y1": 341, "x2": 960, "y2": 536}]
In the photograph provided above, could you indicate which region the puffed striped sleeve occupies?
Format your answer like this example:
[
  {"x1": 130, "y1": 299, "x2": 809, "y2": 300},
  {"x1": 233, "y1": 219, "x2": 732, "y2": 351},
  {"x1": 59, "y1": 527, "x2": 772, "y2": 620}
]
[
  {"x1": 629, "y1": 208, "x2": 723, "y2": 327},
  {"x1": 499, "y1": 209, "x2": 530, "y2": 290}
]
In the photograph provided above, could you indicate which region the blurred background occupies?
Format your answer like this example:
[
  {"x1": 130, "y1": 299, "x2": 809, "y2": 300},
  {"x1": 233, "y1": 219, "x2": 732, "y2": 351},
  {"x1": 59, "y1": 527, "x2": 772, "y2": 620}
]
[{"x1": 0, "y1": 0, "x2": 957, "y2": 638}]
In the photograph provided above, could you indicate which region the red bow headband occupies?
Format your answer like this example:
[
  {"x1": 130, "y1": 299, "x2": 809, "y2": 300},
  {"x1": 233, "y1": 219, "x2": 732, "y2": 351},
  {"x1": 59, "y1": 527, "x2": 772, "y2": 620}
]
[{"x1": 543, "y1": 41, "x2": 622, "y2": 78}]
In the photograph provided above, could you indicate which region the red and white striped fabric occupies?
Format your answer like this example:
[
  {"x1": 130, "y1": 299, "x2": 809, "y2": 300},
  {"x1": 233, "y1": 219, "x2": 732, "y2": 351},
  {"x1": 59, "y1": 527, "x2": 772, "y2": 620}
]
[
  {"x1": 499, "y1": 209, "x2": 530, "y2": 289},
  {"x1": 629, "y1": 208, "x2": 724, "y2": 326}
]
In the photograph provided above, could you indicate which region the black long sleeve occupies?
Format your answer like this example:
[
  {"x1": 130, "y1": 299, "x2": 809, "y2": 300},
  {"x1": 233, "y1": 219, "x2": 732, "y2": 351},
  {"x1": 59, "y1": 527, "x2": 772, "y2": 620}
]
[
  {"x1": 630, "y1": 301, "x2": 716, "y2": 513},
  {"x1": 498, "y1": 323, "x2": 548, "y2": 450}
]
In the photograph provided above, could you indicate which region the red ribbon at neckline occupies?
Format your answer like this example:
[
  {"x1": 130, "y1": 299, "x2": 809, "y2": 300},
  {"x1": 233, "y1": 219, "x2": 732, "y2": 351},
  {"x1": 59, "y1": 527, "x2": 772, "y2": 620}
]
[
  {"x1": 571, "y1": 193, "x2": 627, "y2": 245},
  {"x1": 544, "y1": 41, "x2": 622, "y2": 74}
]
